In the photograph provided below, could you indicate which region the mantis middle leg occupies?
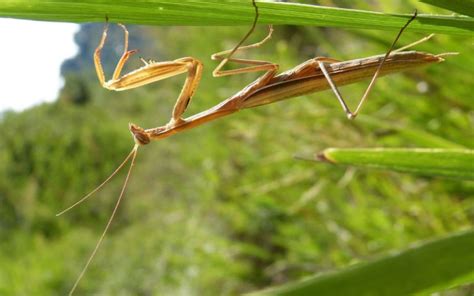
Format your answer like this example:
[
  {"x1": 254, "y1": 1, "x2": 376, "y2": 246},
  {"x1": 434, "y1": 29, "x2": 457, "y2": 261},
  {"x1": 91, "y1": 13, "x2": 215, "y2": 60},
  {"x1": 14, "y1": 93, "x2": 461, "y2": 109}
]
[{"x1": 209, "y1": 0, "x2": 280, "y2": 97}]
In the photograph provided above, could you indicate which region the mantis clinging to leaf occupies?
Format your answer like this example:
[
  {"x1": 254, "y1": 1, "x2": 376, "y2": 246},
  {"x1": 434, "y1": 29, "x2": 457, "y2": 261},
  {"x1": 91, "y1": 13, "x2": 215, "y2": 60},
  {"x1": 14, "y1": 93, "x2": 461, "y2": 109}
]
[{"x1": 58, "y1": 1, "x2": 453, "y2": 294}]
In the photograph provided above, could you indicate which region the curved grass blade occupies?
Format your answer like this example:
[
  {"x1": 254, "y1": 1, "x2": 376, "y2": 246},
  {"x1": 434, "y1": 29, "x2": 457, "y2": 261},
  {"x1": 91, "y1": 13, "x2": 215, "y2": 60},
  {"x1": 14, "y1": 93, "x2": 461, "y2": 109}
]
[
  {"x1": 249, "y1": 229, "x2": 474, "y2": 296},
  {"x1": 0, "y1": 1, "x2": 472, "y2": 36}
]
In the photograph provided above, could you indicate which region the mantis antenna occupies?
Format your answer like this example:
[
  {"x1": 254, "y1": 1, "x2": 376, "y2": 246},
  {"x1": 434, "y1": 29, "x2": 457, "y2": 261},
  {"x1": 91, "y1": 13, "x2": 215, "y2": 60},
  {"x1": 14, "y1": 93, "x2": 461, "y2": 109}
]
[
  {"x1": 56, "y1": 145, "x2": 138, "y2": 216},
  {"x1": 67, "y1": 144, "x2": 138, "y2": 295}
]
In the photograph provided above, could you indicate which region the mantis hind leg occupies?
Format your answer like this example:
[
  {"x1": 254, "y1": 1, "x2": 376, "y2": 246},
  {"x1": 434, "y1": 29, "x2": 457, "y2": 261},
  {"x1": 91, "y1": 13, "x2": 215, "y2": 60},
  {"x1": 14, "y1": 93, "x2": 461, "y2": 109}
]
[{"x1": 317, "y1": 11, "x2": 418, "y2": 119}]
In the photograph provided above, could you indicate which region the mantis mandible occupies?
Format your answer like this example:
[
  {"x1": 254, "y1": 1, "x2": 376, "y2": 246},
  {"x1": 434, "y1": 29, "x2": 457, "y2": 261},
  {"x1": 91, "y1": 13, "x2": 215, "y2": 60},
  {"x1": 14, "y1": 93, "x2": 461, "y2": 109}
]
[{"x1": 58, "y1": 1, "x2": 452, "y2": 294}]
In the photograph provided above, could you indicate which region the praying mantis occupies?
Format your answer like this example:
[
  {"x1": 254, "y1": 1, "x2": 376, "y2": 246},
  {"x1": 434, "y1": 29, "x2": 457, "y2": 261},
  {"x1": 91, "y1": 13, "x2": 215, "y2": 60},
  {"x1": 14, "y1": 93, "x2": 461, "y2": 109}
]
[{"x1": 58, "y1": 1, "x2": 453, "y2": 294}]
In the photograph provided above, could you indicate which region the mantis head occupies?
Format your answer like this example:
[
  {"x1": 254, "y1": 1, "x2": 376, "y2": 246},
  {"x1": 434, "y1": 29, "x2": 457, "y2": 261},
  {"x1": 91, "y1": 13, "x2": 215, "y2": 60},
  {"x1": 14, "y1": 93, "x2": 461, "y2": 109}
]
[{"x1": 129, "y1": 123, "x2": 151, "y2": 145}]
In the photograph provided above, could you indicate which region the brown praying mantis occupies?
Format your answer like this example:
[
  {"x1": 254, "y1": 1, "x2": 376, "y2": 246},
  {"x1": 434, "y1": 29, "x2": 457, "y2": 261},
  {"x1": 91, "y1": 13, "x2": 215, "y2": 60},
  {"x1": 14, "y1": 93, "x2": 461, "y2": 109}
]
[{"x1": 58, "y1": 1, "x2": 453, "y2": 294}]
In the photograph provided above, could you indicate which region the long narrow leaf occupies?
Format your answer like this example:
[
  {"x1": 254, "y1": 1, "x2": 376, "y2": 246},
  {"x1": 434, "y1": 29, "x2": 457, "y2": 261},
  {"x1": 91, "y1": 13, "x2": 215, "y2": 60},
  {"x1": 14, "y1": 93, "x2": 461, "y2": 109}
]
[
  {"x1": 249, "y1": 229, "x2": 474, "y2": 296},
  {"x1": 299, "y1": 148, "x2": 474, "y2": 180},
  {"x1": 0, "y1": 1, "x2": 472, "y2": 36}
]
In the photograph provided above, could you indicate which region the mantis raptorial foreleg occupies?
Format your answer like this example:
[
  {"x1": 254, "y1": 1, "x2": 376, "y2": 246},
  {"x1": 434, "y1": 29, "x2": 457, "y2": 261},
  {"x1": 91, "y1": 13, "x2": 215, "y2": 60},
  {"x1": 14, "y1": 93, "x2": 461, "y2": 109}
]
[{"x1": 93, "y1": 20, "x2": 203, "y2": 126}]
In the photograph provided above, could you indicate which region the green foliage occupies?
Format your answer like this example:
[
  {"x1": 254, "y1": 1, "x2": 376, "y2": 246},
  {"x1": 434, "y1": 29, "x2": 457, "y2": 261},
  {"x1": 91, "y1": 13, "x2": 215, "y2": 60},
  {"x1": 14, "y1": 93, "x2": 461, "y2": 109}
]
[
  {"x1": 0, "y1": 104, "x2": 130, "y2": 238},
  {"x1": 0, "y1": 0, "x2": 472, "y2": 35},
  {"x1": 58, "y1": 74, "x2": 91, "y2": 105},
  {"x1": 251, "y1": 230, "x2": 474, "y2": 295},
  {"x1": 0, "y1": 0, "x2": 473, "y2": 295}
]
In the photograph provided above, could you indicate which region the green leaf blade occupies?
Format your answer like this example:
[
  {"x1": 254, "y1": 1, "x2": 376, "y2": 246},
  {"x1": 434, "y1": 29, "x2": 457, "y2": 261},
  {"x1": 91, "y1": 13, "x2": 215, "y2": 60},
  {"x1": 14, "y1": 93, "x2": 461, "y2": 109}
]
[
  {"x1": 0, "y1": 1, "x2": 472, "y2": 36},
  {"x1": 250, "y1": 230, "x2": 474, "y2": 296},
  {"x1": 305, "y1": 148, "x2": 474, "y2": 180}
]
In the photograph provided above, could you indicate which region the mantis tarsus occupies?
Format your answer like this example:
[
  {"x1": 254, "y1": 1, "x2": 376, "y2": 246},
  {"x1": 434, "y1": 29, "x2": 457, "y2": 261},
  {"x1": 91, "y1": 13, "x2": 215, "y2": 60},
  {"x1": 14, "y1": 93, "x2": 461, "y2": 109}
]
[{"x1": 58, "y1": 1, "x2": 452, "y2": 294}]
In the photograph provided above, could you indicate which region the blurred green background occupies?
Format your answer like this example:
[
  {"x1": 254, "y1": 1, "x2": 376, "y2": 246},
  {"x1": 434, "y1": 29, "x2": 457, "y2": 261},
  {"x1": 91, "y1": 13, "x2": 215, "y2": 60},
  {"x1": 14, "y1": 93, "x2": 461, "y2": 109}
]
[{"x1": 0, "y1": 0, "x2": 472, "y2": 295}]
